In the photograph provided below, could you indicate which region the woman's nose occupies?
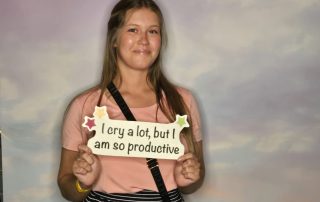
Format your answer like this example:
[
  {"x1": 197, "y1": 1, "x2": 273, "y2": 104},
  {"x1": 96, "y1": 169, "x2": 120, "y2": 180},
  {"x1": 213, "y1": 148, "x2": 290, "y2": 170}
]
[{"x1": 138, "y1": 32, "x2": 149, "y2": 45}]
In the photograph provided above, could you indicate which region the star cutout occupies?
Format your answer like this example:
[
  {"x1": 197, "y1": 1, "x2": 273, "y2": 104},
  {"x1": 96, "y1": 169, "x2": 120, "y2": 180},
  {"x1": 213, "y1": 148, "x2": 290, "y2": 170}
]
[
  {"x1": 93, "y1": 106, "x2": 107, "y2": 119},
  {"x1": 82, "y1": 117, "x2": 96, "y2": 131},
  {"x1": 175, "y1": 115, "x2": 189, "y2": 128}
]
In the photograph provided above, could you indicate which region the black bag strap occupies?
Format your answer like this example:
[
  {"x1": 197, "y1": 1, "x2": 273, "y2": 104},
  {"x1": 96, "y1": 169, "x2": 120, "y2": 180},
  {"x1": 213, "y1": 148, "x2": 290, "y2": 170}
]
[{"x1": 107, "y1": 82, "x2": 171, "y2": 202}]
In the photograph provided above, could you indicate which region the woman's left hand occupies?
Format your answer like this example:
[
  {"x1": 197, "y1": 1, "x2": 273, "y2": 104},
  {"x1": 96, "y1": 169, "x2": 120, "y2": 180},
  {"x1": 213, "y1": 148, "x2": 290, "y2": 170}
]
[{"x1": 174, "y1": 153, "x2": 201, "y2": 187}]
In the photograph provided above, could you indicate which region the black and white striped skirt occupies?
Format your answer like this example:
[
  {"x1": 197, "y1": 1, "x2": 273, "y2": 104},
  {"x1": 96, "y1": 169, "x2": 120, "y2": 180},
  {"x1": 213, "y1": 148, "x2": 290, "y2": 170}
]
[{"x1": 83, "y1": 188, "x2": 184, "y2": 202}]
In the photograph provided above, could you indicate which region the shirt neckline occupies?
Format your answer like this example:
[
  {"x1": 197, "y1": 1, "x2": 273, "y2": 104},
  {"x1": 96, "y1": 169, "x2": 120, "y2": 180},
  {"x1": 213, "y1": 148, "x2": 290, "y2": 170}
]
[{"x1": 103, "y1": 92, "x2": 158, "y2": 110}]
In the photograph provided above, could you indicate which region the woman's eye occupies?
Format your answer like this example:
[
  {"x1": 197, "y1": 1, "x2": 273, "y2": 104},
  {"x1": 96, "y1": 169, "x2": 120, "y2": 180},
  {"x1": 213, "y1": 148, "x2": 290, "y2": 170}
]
[
  {"x1": 128, "y1": 28, "x2": 137, "y2": 33},
  {"x1": 149, "y1": 29, "x2": 159, "y2": 34}
]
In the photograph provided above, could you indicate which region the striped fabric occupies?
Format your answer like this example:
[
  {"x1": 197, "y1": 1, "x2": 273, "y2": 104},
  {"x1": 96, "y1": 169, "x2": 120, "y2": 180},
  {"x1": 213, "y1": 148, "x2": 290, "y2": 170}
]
[{"x1": 83, "y1": 188, "x2": 184, "y2": 202}]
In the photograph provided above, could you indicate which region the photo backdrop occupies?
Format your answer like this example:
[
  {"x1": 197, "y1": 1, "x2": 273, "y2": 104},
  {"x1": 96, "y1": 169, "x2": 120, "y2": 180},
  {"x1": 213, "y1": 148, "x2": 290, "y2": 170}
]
[{"x1": 1, "y1": 0, "x2": 320, "y2": 201}]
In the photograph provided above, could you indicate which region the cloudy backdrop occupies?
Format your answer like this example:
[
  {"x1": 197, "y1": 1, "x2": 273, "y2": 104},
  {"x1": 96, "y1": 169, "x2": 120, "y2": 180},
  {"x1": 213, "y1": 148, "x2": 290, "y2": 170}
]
[{"x1": 1, "y1": 0, "x2": 320, "y2": 201}]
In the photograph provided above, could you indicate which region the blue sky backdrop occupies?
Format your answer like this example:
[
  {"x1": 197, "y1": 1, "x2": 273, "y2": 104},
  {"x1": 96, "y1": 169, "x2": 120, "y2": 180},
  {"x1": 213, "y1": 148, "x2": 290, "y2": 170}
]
[{"x1": 1, "y1": 0, "x2": 320, "y2": 201}]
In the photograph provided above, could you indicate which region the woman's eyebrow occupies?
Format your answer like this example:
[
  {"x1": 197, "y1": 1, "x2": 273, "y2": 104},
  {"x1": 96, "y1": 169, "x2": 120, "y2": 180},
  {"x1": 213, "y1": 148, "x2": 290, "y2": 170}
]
[
  {"x1": 149, "y1": 25, "x2": 160, "y2": 28},
  {"x1": 125, "y1": 23, "x2": 160, "y2": 28}
]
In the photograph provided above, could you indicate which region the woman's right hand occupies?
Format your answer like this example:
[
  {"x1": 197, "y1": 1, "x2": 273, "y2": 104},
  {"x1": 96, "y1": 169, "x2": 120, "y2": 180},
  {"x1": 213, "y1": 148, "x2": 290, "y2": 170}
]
[{"x1": 72, "y1": 145, "x2": 101, "y2": 188}]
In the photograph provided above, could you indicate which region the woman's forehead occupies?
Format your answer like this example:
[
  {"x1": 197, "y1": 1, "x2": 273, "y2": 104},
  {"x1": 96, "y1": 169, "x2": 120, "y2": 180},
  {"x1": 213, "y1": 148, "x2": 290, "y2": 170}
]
[{"x1": 124, "y1": 8, "x2": 160, "y2": 26}]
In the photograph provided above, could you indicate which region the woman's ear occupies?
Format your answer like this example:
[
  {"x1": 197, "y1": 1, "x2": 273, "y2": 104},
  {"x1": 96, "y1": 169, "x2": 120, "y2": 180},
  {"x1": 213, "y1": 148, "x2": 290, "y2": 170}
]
[{"x1": 113, "y1": 38, "x2": 118, "y2": 48}]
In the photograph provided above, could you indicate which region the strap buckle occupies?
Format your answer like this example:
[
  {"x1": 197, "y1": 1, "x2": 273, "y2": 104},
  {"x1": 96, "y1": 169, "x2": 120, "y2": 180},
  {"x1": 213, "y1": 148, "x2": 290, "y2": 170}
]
[{"x1": 147, "y1": 158, "x2": 159, "y2": 170}]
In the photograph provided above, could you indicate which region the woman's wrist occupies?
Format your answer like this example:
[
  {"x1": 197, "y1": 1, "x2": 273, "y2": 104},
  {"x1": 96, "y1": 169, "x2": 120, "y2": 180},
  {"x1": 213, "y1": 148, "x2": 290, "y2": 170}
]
[{"x1": 75, "y1": 179, "x2": 91, "y2": 193}]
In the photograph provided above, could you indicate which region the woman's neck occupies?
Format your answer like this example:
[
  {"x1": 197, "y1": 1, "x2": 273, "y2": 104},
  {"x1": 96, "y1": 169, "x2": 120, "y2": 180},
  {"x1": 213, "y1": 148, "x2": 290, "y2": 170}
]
[
  {"x1": 111, "y1": 70, "x2": 157, "y2": 108},
  {"x1": 114, "y1": 69, "x2": 152, "y2": 94}
]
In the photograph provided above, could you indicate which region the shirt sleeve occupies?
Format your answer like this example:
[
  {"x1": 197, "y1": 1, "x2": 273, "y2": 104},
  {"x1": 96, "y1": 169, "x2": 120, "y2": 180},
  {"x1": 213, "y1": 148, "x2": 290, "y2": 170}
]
[
  {"x1": 178, "y1": 87, "x2": 203, "y2": 142},
  {"x1": 61, "y1": 97, "x2": 85, "y2": 151}
]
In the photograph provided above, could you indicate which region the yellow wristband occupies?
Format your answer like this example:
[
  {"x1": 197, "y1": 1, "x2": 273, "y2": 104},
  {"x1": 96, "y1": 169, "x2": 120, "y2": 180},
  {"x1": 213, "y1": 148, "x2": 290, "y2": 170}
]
[{"x1": 75, "y1": 180, "x2": 90, "y2": 193}]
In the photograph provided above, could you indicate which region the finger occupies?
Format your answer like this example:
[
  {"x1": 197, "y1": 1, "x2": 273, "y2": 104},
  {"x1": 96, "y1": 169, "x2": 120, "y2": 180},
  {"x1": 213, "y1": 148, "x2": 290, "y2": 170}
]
[
  {"x1": 78, "y1": 145, "x2": 92, "y2": 155},
  {"x1": 74, "y1": 158, "x2": 93, "y2": 173},
  {"x1": 73, "y1": 161, "x2": 88, "y2": 175},
  {"x1": 80, "y1": 152, "x2": 95, "y2": 165},
  {"x1": 182, "y1": 159, "x2": 200, "y2": 169},
  {"x1": 182, "y1": 159, "x2": 195, "y2": 167},
  {"x1": 81, "y1": 159, "x2": 93, "y2": 171},
  {"x1": 182, "y1": 168, "x2": 200, "y2": 180},
  {"x1": 182, "y1": 164, "x2": 199, "y2": 173},
  {"x1": 74, "y1": 166, "x2": 88, "y2": 175},
  {"x1": 181, "y1": 160, "x2": 200, "y2": 176},
  {"x1": 177, "y1": 153, "x2": 197, "y2": 162},
  {"x1": 183, "y1": 172, "x2": 200, "y2": 181}
]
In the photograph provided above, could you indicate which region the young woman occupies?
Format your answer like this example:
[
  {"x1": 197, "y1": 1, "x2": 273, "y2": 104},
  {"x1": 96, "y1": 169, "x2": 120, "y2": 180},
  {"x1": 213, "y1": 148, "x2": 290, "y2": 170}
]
[{"x1": 57, "y1": 0, "x2": 205, "y2": 201}]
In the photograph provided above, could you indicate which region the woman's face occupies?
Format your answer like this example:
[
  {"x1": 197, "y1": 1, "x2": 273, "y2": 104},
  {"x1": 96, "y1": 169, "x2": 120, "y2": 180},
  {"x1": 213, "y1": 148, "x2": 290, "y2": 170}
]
[{"x1": 115, "y1": 8, "x2": 161, "y2": 72}]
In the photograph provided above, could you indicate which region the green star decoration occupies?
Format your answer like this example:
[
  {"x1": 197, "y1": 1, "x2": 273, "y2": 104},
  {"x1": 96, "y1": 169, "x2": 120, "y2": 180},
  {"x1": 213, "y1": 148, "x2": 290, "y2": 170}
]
[{"x1": 176, "y1": 115, "x2": 189, "y2": 127}]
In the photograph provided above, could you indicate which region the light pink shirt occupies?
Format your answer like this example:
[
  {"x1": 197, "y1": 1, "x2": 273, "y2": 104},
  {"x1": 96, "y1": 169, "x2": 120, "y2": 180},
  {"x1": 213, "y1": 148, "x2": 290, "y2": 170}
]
[{"x1": 62, "y1": 87, "x2": 202, "y2": 193}]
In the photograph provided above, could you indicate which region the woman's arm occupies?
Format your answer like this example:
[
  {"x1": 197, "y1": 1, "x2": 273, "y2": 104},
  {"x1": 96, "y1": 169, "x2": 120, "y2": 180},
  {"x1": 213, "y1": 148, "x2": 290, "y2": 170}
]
[
  {"x1": 57, "y1": 148, "x2": 90, "y2": 201},
  {"x1": 58, "y1": 145, "x2": 101, "y2": 201},
  {"x1": 176, "y1": 141, "x2": 205, "y2": 194}
]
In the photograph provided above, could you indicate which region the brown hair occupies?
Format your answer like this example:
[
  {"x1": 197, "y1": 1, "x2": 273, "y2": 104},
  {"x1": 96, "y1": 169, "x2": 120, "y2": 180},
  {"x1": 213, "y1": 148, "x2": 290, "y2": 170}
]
[{"x1": 100, "y1": 0, "x2": 197, "y2": 154}]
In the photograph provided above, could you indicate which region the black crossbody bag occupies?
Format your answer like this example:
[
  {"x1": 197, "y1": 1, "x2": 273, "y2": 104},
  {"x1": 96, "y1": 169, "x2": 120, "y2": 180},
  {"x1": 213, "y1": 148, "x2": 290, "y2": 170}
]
[{"x1": 106, "y1": 82, "x2": 171, "y2": 202}]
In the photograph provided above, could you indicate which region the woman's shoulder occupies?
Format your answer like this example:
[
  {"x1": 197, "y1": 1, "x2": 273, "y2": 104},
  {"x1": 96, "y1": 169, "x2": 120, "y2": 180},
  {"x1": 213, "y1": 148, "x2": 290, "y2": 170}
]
[
  {"x1": 174, "y1": 86, "x2": 200, "y2": 110},
  {"x1": 68, "y1": 86, "x2": 101, "y2": 108},
  {"x1": 176, "y1": 86, "x2": 193, "y2": 100}
]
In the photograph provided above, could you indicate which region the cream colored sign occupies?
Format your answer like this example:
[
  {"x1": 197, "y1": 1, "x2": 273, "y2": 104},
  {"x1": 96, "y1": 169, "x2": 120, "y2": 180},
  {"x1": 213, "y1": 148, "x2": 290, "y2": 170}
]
[{"x1": 82, "y1": 106, "x2": 188, "y2": 159}]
